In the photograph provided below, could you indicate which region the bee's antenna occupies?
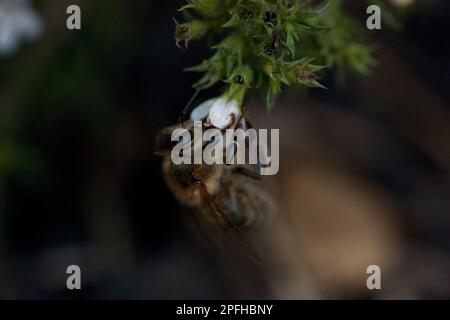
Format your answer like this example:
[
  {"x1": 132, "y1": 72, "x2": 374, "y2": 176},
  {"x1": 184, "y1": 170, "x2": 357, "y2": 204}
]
[
  {"x1": 236, "y1": 105, "x2": 248, "y2": 127},
  {"x1": 179, "y1": 88, "x2": 201, "y2": 127}
]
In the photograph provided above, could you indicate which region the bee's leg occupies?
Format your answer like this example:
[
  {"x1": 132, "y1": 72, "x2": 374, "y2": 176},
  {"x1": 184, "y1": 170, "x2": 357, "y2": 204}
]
[
  {"x1": 203, "y1": 122, "x2": 214, "y2": 129},
  {"x1": 222, "y1": 105, "x2": 248, "y2": 133},
  {"x1": 228, "y1": 118, "x2": 266, "y2": 175},
  {"x1": 179, "y1": 88, "x2": 201, "y2": 127},
  {"x1": 230, "y1": 105, "x2": 248, "y2": 130},
  {"x1": 234, "y1": 166, "x2": 263, "y2": 180},
  {"x1": 238, "y1": 105, "x2": 248, "y2": 124},
  {"x1": 223, "y1": 113, "x2": 236, "y2": 132},
  {"x1": 223, "y1": 134, "x2": 237, "y2": 165}
]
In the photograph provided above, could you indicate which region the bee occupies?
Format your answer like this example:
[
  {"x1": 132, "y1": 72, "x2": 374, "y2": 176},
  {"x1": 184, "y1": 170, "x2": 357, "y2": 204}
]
[{"x1": 154, "y1": 116, "x2": 275, "y2": 261}]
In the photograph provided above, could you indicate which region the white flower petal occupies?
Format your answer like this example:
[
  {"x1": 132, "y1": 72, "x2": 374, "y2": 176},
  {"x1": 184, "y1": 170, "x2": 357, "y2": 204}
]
[
  {"x1": 16, "y1": 7, "x2": 43, "y2": 40},
  {"x1": 209, "y1": 97, "x2": 240, "y2": 130},
  {"x1": 190, "y1": 98, "x2": 216, "y2": 121},
  {"x1": 0, "y1": 17, "x2": 19, "y2": 55},
  {"x1": 0, "y1": 0, "x2": 43, "y2": 56}
]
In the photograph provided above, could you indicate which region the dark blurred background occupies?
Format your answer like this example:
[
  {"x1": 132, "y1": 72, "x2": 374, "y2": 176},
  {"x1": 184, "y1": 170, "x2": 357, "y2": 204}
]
[{"x1": 0, "y1": 0, "x2": 449, "y2": 299}]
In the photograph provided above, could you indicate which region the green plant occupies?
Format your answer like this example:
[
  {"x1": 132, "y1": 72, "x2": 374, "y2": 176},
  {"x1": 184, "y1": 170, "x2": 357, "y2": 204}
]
[{"x1": 175, "y1": 0, "x2": 377, "y2": 109}]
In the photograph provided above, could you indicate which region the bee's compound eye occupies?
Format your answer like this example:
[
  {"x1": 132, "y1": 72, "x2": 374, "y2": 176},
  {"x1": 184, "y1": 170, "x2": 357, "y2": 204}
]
[{"x1": 191, "y1": 175, "x2": 202, "y2": 185}]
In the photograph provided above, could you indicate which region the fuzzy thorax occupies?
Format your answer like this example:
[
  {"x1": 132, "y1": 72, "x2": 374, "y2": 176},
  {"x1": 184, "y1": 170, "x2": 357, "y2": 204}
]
[{"x1": 162, "y1": 157, "x2": 223, "y2": 207}]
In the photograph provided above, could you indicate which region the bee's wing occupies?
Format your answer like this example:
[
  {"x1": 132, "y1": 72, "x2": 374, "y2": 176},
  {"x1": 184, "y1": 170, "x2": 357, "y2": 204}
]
[
  {"x1": 186, "y1": 206, "x2": 226, "y2": 252},
  {"x1": 195, "y1": 182, "x2": 262, "y2": 263},
  {"x1": 221, "y1": 173, "x2": 274, "y2": 231}
]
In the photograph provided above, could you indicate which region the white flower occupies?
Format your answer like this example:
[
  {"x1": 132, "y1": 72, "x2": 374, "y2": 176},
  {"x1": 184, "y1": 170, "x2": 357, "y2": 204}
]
[
  {"x1": 190, "y1": 96, "x2": 241, "y2": 130},
  {"x1": 209, "y1": 97, "x2": 241, "y2": 130},
  {"x1": 0, "y1": 0, "x2": 43, "y2": 56}
]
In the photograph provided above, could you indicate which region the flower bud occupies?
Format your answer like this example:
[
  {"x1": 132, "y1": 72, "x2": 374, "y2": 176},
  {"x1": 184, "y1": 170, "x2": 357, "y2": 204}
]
[
  {"x1": 228, "y1": 65, "x2": 254, "y2": 88},
  {"x1": 286, "y1": 64, "x2": 316, "y2": 83},
  {"x1": 174, "y1": 19, "x2": 209, "y2": 49},
  {"x1": 263, "y1": 63, "x2": 274, "y2": 77},
  {"x1": 180, "y1": 0, "x2": 224, "y2": 18},
  {"x1": 286, "y1": 64, "x2": 326, "y2": 89}
]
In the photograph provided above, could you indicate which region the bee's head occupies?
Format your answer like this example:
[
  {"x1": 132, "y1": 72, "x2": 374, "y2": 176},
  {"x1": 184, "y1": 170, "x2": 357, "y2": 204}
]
[
  {"x1": 154, "y1": 126, "x2": 177, "y2": 156},
  {"x1": 154, "y1": 121, "x2": 194, "y2": 156}
]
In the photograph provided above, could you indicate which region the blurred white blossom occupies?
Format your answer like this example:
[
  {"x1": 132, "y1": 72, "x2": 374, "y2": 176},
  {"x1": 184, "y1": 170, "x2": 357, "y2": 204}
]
[
  {"x1": 209, "y1": 97, "x2": 240, "y2": 130},
  {"x1": 0, "y1": 0, "x2": 43, "y2": 56}
]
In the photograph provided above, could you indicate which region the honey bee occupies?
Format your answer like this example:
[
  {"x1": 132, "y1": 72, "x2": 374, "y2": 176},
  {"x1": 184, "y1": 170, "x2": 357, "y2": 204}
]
[{"x1": 154, "y1": 118, "x2": 275, "y2": 261}]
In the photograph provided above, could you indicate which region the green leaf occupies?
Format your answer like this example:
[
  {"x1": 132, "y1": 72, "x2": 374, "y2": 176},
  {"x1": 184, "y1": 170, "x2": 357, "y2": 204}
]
[
  {"x1": 266, "y1": 78, "x2": 282, "y2": 108},
  {"x1": 222, "y1": 13, "x2": 241, "y2": 28},
  {"x1": 299, "y1": 78, "x2": 327, "y2": 89}
]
